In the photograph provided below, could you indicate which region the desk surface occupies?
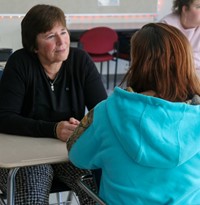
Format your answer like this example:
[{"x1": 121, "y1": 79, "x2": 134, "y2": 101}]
[
  {"x1": 68, "y1": 22, "x2": 146, "y2": 32},
  {"x1": 0, "y1": 134, "x2": 68, "y2": 168},
  {"x1": 68, "y1": 22, "x2": 144, "y2": 42}
]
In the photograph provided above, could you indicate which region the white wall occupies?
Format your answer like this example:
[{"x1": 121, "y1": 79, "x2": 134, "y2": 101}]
[
  {"x1": 0, "y1": 18, "x2": 21, "y2": 51},
  {"x1": 0, "y1": 0, "x2": 158, "y2": 15},
  {"x1": 157, "y1": 0, "x2": 173, "y2": 20},
  {"x1": 0, "y1": 0, "x2": 173, "y2": 52},
  {"x1": 0, "y1": 0, "x2": 173, "y2": 75}
]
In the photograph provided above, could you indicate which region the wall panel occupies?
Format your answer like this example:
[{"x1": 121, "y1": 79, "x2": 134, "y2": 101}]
[{"x1": 0, "y1": 0, "x2": 157, "y2": 14}]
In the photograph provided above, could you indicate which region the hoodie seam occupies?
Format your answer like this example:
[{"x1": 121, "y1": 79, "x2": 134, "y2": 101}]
[
  {"x1": 177, "y1": 106, "x2": 186, "y2": 166},
  {"x1": 135, "y1": 102, "x2": 147, "y2": 162}
]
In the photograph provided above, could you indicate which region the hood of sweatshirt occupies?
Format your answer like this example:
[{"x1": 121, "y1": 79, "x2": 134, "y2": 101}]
[{"x1": 105, "y1": 87, "x2": 200, "y2": 169}]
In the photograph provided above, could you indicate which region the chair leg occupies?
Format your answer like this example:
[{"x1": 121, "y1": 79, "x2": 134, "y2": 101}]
[
  {"x1": 107, "y1": 61, "x2": 109, "y2": 89},
  {"x1": 66, "y1": 191, "x2": 73, "y2": 204},
  {"x1": 77, "y1": 174, "x2": 106, "y2": 205},
  {"x1": 0, "y1": 198, "x2": 6, "y2": 205},
  {"x1": 72, "y1": 192, "x2": 80, "y2": 205},
  {"x1": 0, "y1": 192, "x2": 6, "y2": 205},
  {"x1": 113, "y1": 58, "x2": 118, "y2": 88},
  {"x1": 100, "y1": 62, "x2": 103, "y2": 75},
  {"x1": 56, "y1": 192, "x2": 62, "y2": 204},
  {"x1": 55, "y1": 191, "x2": 75, "y2": 205},
  {"x1": 61, "y1": 191, "x2": 80, "y2": 205}
]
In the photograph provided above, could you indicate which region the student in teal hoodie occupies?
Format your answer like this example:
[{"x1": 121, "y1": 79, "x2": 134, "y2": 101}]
[{"x1": 67, "y1": 23, "x2": 200, "y2": 204}]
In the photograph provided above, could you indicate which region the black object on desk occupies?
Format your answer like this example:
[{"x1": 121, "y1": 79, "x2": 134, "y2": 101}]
[
  {"x1": 0, "y1": 69, "x2": 3, "y2": 79},
  {"x1": 114, "y1": 30, "x2": 138, "y2": 65},
  {"x1": 0, "y1": 48, "x2": 13, "y2": 62},
  {"x1": 0, "y1": 48, "x2": 13, "y2": 80}
]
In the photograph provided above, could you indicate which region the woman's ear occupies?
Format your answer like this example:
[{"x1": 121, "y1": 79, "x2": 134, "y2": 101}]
[
  {"x1": 182, "y1": 5, "x2": 189, "y2": 13},
  {"x1": 33, "y1": 40, "x2": 38, "y2": 53},
  {"x1": 34, "y1": 45, "x2": 38, "y2": 53}
]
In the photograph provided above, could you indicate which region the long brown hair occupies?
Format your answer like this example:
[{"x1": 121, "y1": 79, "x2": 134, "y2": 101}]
[{"x1": 120, "y1": 23, "x2": 200, "y2": 102}]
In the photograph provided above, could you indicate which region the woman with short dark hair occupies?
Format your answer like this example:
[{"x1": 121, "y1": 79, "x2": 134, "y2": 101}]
[{"x1": 0, "y1": 4, "x2": 107, "y2": 205}]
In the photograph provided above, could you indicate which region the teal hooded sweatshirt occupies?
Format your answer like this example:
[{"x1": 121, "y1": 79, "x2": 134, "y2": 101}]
[{"x1": 68, "y1": 87, "x2": 200, "y2": 204}]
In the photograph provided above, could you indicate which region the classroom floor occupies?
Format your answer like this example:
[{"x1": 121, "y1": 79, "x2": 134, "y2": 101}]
[
  {"x1": 102, "y1": 73, "x2": 125, "y2": 94},
  {"x1": 49, "y1": 191, "x2": 79, "y2": 205}
]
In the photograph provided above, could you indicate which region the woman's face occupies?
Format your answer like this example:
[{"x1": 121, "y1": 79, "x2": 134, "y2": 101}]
[
  {"x1": 35, "y1": 22, "x2": 70, "y2": 66},
  {"x1": 182, "y1": 0, "x2": 200, "y2": 28}
]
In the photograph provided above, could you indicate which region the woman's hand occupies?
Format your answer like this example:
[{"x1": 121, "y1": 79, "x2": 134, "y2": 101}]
[{"x1": 55, "y1": 117, "x2": 80, "y2": 142}]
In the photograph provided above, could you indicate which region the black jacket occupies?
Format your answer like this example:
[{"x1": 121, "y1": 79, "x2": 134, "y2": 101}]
[{"x1": 0, "y1": 47, "x2": 107, "y2": 137}]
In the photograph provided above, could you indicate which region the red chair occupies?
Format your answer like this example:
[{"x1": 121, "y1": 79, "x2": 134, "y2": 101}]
[{"x1": 78, "y1": 27, "x2": 118, "y2": 89}]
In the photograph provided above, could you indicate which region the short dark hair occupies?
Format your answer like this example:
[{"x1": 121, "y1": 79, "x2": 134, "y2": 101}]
[
  {"x1": 172, "y1": 0, "x2": 195, "y2": 14},
  {"x1": 121, "y1": 23, "x2": 200, "y2": 102},
  {"x1": 21, "y1": 4, "x2": 67, "y2": 53}
]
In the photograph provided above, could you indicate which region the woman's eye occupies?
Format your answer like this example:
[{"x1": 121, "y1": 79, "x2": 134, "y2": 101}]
[
  {"x1": 61, "y1": 31, "x2": 67, "y2": 35},
  {"x1": 47, "y1": 35, "x2": 55, "y2": 39}
]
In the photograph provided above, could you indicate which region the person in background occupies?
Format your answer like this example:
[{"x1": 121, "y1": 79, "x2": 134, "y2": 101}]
[
  {"x1": 0, "y1": 4, "x2": 107, "y2": 205},
  {"x1": 67, "y1": 23, "x2": 200, "y2": 204},
  {"x1": 160, "y1": 0, "x2": 200, "y2": 76}
]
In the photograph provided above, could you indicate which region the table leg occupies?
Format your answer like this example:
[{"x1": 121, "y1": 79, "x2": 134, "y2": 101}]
[{"x1": 7, "y1": 168, "x2": 19, "y2": 205}]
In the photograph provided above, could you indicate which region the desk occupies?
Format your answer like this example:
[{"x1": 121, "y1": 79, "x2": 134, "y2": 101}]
[
  {"x1": 0, "y1": 133, "x2": 68, "y2": 205},
  {"x1": 68, "y1": 22, "x2": 145, "y2": 31},
  {"x1": 68, "y1": 22, "x2": 145, "y2": 42}
]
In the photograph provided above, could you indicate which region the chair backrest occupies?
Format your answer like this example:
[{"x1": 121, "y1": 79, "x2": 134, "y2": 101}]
[
  {"x1": 0, "y1": 48, "x2": 13, "y2": 62},
  {"x1": 79, "y1": 27, "x2": 118, "y2": 54}
]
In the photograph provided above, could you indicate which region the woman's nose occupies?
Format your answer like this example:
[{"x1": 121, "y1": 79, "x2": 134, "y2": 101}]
[{"x1": 56, "y1": 35, "x2": 63, "y2": 45}]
